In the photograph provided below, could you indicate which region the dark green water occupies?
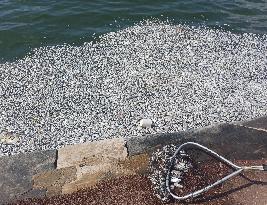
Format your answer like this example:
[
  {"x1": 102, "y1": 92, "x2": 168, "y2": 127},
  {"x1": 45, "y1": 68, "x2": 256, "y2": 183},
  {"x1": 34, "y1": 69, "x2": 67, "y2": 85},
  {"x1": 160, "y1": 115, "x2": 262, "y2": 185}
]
[{"x1": 0, "y1": 0, "x2": 267, "y2": 62}]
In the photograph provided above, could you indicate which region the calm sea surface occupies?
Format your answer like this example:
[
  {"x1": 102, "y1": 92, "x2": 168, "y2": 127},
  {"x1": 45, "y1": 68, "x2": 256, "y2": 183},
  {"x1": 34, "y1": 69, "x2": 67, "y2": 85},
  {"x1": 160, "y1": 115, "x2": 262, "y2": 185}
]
[{"x1": 0, "y1": 0, "x2": 267, "y2": 62}]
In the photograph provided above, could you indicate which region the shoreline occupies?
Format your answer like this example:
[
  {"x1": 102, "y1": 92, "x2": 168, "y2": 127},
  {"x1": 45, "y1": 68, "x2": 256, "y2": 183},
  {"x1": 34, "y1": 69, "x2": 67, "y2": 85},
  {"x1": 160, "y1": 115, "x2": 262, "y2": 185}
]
[{"x1": 0, "y1": 115, "x2": 266, "y2": 204}]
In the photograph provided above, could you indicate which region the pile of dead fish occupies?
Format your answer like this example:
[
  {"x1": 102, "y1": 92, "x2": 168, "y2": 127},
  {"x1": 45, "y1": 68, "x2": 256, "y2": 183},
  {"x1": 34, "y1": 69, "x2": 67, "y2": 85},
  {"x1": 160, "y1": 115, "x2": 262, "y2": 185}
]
[
  {"x1": 0, "y1": 20, "x2": 266, "y2": 155},
  {"x1": 148, "y1": 144, "x2": 193, "y2": 202}
]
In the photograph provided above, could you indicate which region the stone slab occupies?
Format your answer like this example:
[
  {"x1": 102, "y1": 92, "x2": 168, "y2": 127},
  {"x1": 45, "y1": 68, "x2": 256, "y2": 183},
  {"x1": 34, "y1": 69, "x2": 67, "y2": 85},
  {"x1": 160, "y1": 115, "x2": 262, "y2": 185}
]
[
  {"x1": 61, "y1": 161, "x2": 128, "y2": 194},
  {"x1": 126, "y1": 123, "x2": 267, "y2": 160},
  {"x1": 63, "y1": 163, "x2": 124, "y2": 194},
  {"x1": 33, "y1": 166, "x2": 77, "y2": 196},
  {"x1": 61, "y1": 153, "x2": 149, "y2": 194},
  {"x1": 0, "y1": 150, "x2": 56, "y2": 204},
  {"x1": 57, "y1": 138, "x2": 127, "y2": 169},
  {"x1": 62, "y1": 172, "x2": 104, "y2": 194},
  {"x1": 76, "y1": 163, "x2": 113, "y2": 179}
]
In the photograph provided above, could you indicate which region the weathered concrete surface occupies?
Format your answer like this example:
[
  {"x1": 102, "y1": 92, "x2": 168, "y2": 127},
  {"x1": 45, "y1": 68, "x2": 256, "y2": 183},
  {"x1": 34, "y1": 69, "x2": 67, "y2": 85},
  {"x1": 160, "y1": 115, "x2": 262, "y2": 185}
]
[
  {"x1": 237, "y1": 115, "x2": 267, "y2": 131},
  {"x1": 222, "y1": 166, "x2": 267, "y2": 205},
  {"x1": 126, "y1": 123, "x2": 267, "y2": 160},
  {"x1": 0, "y1": 150, "x2": 56, "y2": 204},
  {"x1": 57, "y1": 138, "x2": 127, "y2": 169},
  {"x1": 2, "y1": 116, "x2": 267, "y2": 204},
  {"x1": 33, "y1": 166, "x2": 77, "y2": 196},
  {"x1": 118, "y1": 153, "x2": 150, "y2": 175}
]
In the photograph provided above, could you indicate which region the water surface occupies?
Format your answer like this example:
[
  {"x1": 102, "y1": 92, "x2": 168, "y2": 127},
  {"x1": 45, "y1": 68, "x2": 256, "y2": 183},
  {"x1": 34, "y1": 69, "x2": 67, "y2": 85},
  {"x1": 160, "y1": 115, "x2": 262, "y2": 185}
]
[{"x1": 0, "y1": 0, "x2": 267, "y2": 62}]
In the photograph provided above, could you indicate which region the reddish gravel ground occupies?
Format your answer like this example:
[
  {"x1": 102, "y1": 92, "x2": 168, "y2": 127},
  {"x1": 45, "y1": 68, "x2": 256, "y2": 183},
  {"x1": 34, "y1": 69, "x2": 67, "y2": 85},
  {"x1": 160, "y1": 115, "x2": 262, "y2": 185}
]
[{"x1": 11, "y1": 159, "x2": 267, "y2": 205}]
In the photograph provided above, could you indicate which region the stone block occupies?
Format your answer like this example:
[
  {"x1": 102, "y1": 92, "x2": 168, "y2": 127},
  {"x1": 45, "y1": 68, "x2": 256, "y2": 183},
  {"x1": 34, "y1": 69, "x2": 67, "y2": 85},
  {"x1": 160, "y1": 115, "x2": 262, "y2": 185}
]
[
  {"x1": 62, "y1": 172, "x2": 103, "y2": 194},
  {"x1": 61, "y1": 153, "x2": 150, "y2": 194},
  {"x1": 57, "y1": 138, "x2": 127, "y2": 169},
  {"x1": 76, "y1": 163, "x2": 112, "y2": 178},
  {"x1": 33, "y1": 166, "x2": 77, "y2": 196},
  {"x1": 62, "y1": 161, "x2": 127, "y2": 194}
]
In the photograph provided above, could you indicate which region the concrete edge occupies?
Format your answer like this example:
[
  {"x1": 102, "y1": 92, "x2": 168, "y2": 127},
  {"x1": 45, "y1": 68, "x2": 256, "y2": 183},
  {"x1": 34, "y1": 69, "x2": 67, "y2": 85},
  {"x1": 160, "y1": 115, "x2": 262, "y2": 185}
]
[{"x1": 1, "y1": 115, "x2": 266, "y2": 204}]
